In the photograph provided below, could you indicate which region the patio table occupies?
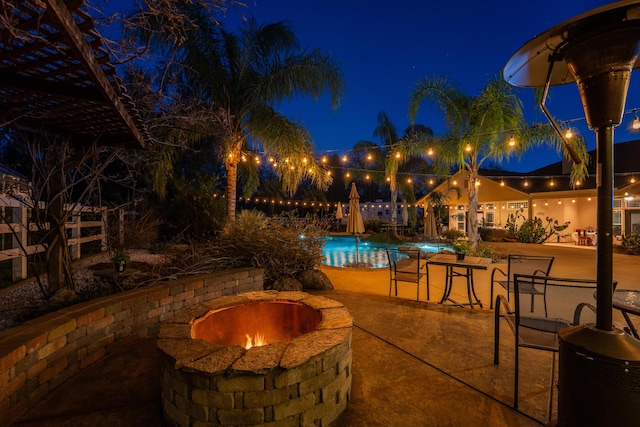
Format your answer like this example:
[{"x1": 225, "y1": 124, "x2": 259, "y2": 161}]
[
  {"x1": 427, "y1": 254, "x2": 492, "y2": 309},
  {"x1": 613, "y1": 289, "x2": 640, "y2": 338}
]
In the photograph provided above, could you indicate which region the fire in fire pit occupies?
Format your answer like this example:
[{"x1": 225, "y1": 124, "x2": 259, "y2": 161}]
[{"x1": 158, "y1": 291, "x2": 352, "y2": 426}]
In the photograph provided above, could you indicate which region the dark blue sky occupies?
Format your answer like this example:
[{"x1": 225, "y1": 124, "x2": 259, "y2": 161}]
[{"x1": 223, "y1": 1, "x2": 640, "y2": 172}]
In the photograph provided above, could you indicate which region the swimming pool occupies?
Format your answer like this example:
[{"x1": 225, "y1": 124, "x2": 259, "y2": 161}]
[{"x1": 321, "y1": 235, "x2": 449, "y2": 268}]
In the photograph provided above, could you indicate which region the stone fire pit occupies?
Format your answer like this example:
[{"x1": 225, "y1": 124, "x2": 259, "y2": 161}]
[{"x1": 157, "y1": 291, "x2": 352, "y2": 426}]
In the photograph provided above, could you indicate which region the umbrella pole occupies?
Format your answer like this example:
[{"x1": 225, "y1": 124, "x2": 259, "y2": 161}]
[{"x1": 354, "y1": 235, "x2": 359, "y2": 264}]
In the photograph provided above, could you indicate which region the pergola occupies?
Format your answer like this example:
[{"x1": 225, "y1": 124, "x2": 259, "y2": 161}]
[
  {"x1": 0, "y1": 0, "x2": 150, "y2": 292},
  {"x1": 0, "y1": 0, "x2": 149, "y2": 146}
]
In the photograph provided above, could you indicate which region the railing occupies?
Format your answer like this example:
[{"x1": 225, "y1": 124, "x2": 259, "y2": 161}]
[{"x1": 0, "y1": 197, "x2": 107, "y2": 282}]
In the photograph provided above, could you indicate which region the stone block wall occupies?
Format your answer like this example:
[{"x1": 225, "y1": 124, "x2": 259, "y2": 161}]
[{"x1": 0, "y1": 268, "x2": 263, "y2": 426}]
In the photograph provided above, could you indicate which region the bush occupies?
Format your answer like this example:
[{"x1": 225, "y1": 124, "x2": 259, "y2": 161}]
[
  {"x1": 505, "y1": 208, "x2": 569, "y2": 244},
  {"x1": 441, "y1": 229, "x2": 466, "y2": 241},
  {"x1": 365, "y1": 232, "x2": 404, "y2": 245},
  {"x1": 212, "y1": 211, "x2": 325, "y2": 285},
  {"x1": 364, "y1": 218, "x2": 384, "y2": 233},
  {"x1": 621, "y1": 231, "x2": 640, "y2": 255},
  {"x1": 474, "y1": 244, "x2": 505, "y2": 262}
]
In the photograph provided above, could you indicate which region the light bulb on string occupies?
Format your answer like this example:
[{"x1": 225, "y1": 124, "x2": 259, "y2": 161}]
[
  {"x1": 565, "y1": 128, "x2": 573, "y2": 139},
  {"x1": 395, "y1": 152, "x2": 401, "y2": 159},
  {"x1": 427, "y1": 147, "x2": 434, "y2": 156},
  {"x1": 465, "y1": 143, "x2": 472, "y2": 152},
  {"x1": 633, "y1": 110, "x2": 640, "y2": 130},
  {"x1": 367, "y1": 153, "x2": 373, "y2": 161},
  {"x1": 508, "y1": 136, "x2": 516, "y2": 147},
  {"x1": 342, "y1": 155, "x2": 348, "y2": 163}
]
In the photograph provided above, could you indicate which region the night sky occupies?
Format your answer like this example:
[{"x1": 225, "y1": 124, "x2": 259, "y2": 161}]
[{"x1": 222, "y1": 1, "x2": 640, "y2": 172}]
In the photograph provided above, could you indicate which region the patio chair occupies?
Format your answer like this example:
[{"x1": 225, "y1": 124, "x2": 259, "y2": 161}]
[
  {"x1": 489, "y1": 254, "x2": 555, "y2": 310},
  {"x1": 494, "y1": 275, "x2": 610, "y2": 422},
  {"x1": 385, "y1": 248, "x2": 430, "y2": 301}
]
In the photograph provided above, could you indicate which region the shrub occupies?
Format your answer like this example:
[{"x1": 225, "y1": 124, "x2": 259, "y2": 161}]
[
  {"x1": 442, "y1": 229, "x2": 466, "y2": 241},
  {"x1": 364, "y1": 218, "x2": 383, "y2": 233},
  {"x1": 474, "y1": 244, "x2": 505, "y2": 262},
  {"x1": 621, "y1": 231, "x2": 640, "y2": 255},
  {"x1": 212, "y1": 211, "x2": 325, "y2": 285},
  {"x1": 365, "y1": 232, "x2": 404, "y2": 245},
  {"x1": 505, "y1": 208, "x2": 569, "y2": 243}
]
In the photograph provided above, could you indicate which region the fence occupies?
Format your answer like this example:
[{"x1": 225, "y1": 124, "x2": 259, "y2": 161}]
[{"x1": 0, "y1": 197, "x2": 107, "y2": 282}]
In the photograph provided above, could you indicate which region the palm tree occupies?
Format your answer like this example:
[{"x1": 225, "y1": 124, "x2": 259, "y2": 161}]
[
  {"x1": 408, "y1": 75, "x2": 588, "y2": 249},
  {"x1": 372, "y1": 111, "x2": 434, "y2": 236},
  {"x1": 136, "y1": 10, "x2": 344, "y2": 222}
]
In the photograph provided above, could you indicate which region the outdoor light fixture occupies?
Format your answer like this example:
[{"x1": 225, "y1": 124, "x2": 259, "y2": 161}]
[
  {"x1": 633, "y1": 110, "x2": 640, "y2": 129},
  {"x1": 395, "y1": 152, "x2": 401, "y2": 159},
  {"x1": 504, "y1": 1, "x2": 640, "y2": 424},
  {"x1": 564, "y1": 128, "x2": 573, "y2": 139},
  {"x1": 427, "y1": 147, "x2": 434, "y2": 156},
  {"x1": 464, "y1": 143, "x2": 472, "y2": 152},
  {"x1": 631, "y1": 176, "x2": 637, "y2": 183},
  {"x1": 342, "y1": 155, "x2": 348, "y2": 162},
  {"x1": 508, "y1": 136, "x2": 516, "y2": 146},
  {"x1": 321, "y1": 156, "x2": 327, "y2": 163},
  {"x1": 367, "y1": 153, "x2": 373, "y2": 161}
]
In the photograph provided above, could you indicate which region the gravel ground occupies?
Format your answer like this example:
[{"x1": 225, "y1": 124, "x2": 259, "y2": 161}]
[{"x1": 0, "y1": 250, "x2": 169, "y2": 332}]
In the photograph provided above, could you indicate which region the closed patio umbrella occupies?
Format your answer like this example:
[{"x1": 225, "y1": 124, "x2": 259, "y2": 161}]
[
  {"x1": 335, "y1": 201, "x2": 343, "y2": 232},
  {"x1": 346, "y1": 182, "x2": 365, "y2": 265},
  {"x1": 425, "y1": 203, "x2": 438, "y2": 237},
  {"x1": 401, "y1": 204, "x2": 409, "y2": 227}
]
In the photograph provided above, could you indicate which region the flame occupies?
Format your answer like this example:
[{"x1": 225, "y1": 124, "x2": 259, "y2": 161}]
[{"x1": 244, "y1": 332, "x2": 266, "y2": 349}]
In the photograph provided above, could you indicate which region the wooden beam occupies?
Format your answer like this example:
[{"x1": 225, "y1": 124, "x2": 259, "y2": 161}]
[
  {"x1": 42, "y1": 0, "x2": 147, "y2": 148},
  {"x1": 0, "y1": 71, "x2": 104, "y2": 101}
]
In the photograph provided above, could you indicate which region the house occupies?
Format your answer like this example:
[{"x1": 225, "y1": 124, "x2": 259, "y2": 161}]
[{"x1": 417, "y1": 140, "x2": 640, "y2": 241}]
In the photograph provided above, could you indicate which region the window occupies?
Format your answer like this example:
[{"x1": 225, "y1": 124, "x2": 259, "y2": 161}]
[
  {"x1": 507, "y1": 201, "x2": 528, "y2": 210},
  {"x1": 485, "y1": 211, "x2": 495, "y2": 225},
  {"x1": 627, "y1": 199, "x2": 640, "y2": 208},
  {"x1": 457, "y1": 213, "x2": 465, "y2": 231},
  {"x1": 613, "y1": 199, "x2": 622, "y2": 208},
  {"x1": 485, "y1": 203, "x2": 495, "y2": 210},
  {"x1": 613, "y1": 210, "x2": 622, "y2": 236},
  {"x1": 456, "y1": 204, "x2": 465, "y2": 211}
]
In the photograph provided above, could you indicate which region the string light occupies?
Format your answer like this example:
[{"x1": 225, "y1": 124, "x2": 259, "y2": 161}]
[
  {"x1": 321, "y1": 156, "x2": 327, "y2": 163},
  {"x1": 633, "y1": 110, "x2": 640, "y2": 130},
  {"x1": 465, "y1": 143, "x2": 472, "y2": 152},
  {"x1": 631, "y1": 177, "x2": 637, "y2": 183},
  {"x1": 342, "y1": 155, "x2": 348, "y2": 162},
  {"x1": 508, "y1": 136, "x2": 516, "y2": 147},
  {"x1": 427, "y1": 147, "x2": 434, "y2": 156},
  {"x1": 565, "y1": 128, "x2": 573, "y2": 139},
  {"x1": 367, "y1": 153, "x2": 373, "y2": 161},
  {"x1": 395, "y1": 152, "x2": 401, "y2": 159}
]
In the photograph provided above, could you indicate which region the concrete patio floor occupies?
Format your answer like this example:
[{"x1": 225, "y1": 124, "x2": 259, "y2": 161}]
[{"x1": 12, "y1": 242, "x2": 640, "y2": 426}]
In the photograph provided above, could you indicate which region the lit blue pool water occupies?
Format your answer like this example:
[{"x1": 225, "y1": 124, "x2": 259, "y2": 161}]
[{"x1": 321, "y1": 235, "x2": 450, "y2": 268}]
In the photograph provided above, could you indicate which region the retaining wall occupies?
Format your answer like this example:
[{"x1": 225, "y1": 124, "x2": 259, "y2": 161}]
[{"x1": 0, "y1": 268, "x2": 263, "y2": 426}]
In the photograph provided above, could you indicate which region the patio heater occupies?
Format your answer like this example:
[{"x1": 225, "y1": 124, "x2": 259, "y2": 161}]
[{"x1": 504, "y1": 1, "x2": 640, "y2": 424}]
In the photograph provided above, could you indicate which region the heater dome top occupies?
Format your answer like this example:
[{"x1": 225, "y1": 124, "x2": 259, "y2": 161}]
[{"x1": 504, "y1": 0, "x2": 640, "y2": 88}]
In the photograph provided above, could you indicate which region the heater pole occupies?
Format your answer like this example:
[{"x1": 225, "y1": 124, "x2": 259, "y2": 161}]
[{"x1": 595, "y1": 126, "x2": 614, "y2": 331}]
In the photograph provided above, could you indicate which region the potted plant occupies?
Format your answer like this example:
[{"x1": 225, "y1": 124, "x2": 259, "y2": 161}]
[
  {"x1": 111, "y1": 249, "x2": 131, "y2": 272},
  {"x1": 452, "y1": 240, "x2": 471, "y2": 261}
]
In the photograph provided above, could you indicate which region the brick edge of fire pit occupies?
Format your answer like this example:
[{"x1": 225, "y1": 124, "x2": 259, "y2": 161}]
[{"x1": 157, "y1": 290, "x2": 353, "y2": 426}]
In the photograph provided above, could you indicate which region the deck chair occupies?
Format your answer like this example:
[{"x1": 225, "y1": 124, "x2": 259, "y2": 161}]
[
  {"x1": 490, "y1": 254, "x2": 555, "y2": 310},
  {"x1": 385, "y1": 248, "x2": 429, "y2": 301},
  {"x1": 494, "y1": 275, "x2": 611, "y2": 423}
]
